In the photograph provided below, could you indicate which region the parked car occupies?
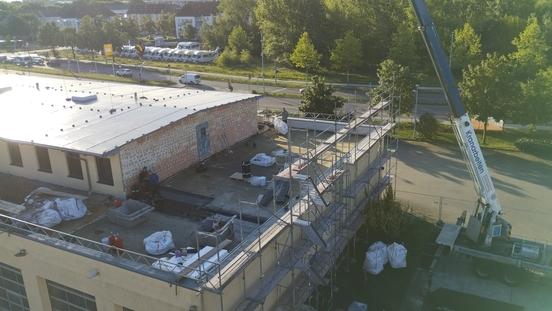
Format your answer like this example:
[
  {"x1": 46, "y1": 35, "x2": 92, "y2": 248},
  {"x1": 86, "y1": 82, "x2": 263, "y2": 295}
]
[
  {"x1": 32, "y1": 57, "x2": 44, "y2": 65},
  {"x1": 46, "y1": 59, "x2": 62, "y2": 67},
  {"x1": 115, "y1": 68, "x2": 133, "y2": 77},
  {"x1": 179, "y1": 73, "x2": 201, "y2": 85}
]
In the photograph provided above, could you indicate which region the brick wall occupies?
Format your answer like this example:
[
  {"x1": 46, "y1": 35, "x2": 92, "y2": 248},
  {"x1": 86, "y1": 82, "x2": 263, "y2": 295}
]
[{"x1": 119, "y1": 97, "x2": 258, "y2": 192}]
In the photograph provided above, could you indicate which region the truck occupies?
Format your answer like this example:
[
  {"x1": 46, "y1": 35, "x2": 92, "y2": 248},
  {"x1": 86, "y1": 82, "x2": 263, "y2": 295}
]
[{"x1": 410, "y1": 0, "x2": 552, "y2": 285}]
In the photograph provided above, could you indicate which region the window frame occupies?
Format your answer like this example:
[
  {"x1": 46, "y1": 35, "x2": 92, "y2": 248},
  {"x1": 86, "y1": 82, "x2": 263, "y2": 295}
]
[
  {"x1": 35, "y1": 146, "x2": 52, "y2": 173},
  {"x1": 7, "y1": 143, "x2": 23, "y2": 167},
  {"x1": 95, "y1": 157, "x2": 114, "y2": 186},
  {"x1": 66, "y1": 152, "x2": 83, "y2": 180},
  {"x1": 46, "y1": 280, "x2": 97, "y2": 311},
  {"x1": 0, "y1": 262, "x2": 30, "y2": 311}
]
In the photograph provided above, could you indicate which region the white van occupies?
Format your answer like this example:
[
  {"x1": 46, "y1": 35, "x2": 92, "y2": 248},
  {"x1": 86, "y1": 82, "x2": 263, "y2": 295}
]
[
  {"x1": 179, "y1": 73, "x2": 201, "y2": 85},
  {"x1": 177, "y1": 41, "x2": 201, "y2": 50}
]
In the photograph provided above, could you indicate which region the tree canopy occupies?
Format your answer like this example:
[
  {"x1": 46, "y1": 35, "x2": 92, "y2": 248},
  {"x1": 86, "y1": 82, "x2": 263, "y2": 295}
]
[
  {"x1": 330, "y1": 31, "x2": 362, "y2": 80},
  {"x1": 460, "y1": 53, "x2": 518, "y2": 142},
  {"x1": 290, "y1": 32, "x2": 321, "y2": 73},
  {"x1": 299, "y1": 75, "x2": 345, "y2": 114}
]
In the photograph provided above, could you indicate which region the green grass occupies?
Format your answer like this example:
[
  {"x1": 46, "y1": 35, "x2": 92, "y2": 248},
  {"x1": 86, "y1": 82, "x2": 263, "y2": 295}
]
[
  {"x1": 1, "y1": 63, "x2": 175, "y2": 87},
  {"x1": 393, "y1": 121, "x2": 542, "y2": 152},
  {"x1": 55, "y1": 50, "x2": 375, "y2": 84}
]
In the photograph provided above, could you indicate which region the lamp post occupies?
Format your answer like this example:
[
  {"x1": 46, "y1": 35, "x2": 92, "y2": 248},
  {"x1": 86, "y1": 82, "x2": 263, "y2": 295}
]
[{"x1": 260, "y1": 32, "x2": 265, "y2": 93}]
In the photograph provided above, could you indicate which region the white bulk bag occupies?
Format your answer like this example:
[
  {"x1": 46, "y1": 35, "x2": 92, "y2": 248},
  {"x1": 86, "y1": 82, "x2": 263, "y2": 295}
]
[
  {"x1": 250, "y1": 153, "x2": 276, "y2": 167},
  {"x1": 144, "y1": 231, "x2": 175, "y2": 255},
  {"x1": 250, "y1": 176, "x2": 267, "y2": 187},
  {"x1": 363, "y1": 241, "x2": 388, "y2": 275},
  {"x1": 55, "y1": 198, "x2": 87, "y2": 221},
  {"x1": 387, "y1": 242, "x2": 407, "y2": 269},
  {"x1": 273, "y1": 118, "x2": 289, "y2": 135},
  {"x1": 27, "y1": 200, "x2": 62, "y2": 228}
]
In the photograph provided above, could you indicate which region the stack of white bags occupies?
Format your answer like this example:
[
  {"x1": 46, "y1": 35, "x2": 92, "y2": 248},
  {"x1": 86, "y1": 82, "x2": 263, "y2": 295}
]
[{"x1": 363, "y1": 241, "x2": 407, "y2": 275}]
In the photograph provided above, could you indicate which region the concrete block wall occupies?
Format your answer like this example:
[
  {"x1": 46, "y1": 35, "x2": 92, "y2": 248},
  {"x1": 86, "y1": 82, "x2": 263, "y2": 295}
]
[{"x1": 119, "y1": 98, "x2": 257, "y2": 192}]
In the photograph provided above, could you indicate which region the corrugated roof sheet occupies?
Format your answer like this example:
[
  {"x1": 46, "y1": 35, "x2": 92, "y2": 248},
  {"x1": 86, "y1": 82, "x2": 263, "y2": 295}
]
[{"x1": 0, "y1": 74, "x2": 259, "y2": 156}]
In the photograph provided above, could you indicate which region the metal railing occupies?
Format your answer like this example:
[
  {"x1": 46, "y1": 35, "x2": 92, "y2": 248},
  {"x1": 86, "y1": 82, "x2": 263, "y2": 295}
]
[{"x1": 0, "y1": 213, "x2": 228, "y2": 289}]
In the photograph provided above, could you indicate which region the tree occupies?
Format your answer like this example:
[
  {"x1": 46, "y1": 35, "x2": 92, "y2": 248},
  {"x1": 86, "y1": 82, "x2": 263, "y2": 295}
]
[
  {"x1": 102, "y1": 20, "x2": 126, "y2": 50},
  {"x1": 78, "y1": 16, "x2": 103, "y2": 51},
  {"x1": 181, "y1": 24, "x2": 197, "y2": 41},
  {"x1": 460, "y1": 53, "x2": 518, "y2": 143},
  {"x1": 3, "y1": 35, "x2": 12, "y2": 51},
  {"x1": 515, "y1": 67, "x2": 552, "y2": 127},
  {"x1": 299, "y1": 75, "x2": 344, "y2": 115},
  {"x1": 417, "y1": 112, "x2": 439, "y2": 139},
  {"x1": 451, "y1": 23, "x2": 482, "y2": 75},
  {"x1": 140, "y1": 15, "x2": 157, "y2": 35},
  {"x1": 157, "y1": 12, "x2": 175, "y2": 37},
  {"x1": 330, "y1": 31, "x2": 362, "y2": 82},
  {"x1": 256, "y1": 0, "x2": 326, "y2": 60},
  {"x1": 511, "y1": 16, "x2": 549, "y2": 79},
  {"x1": 118, "y1": 17, "x2": 140, "y2": 41},
  {"x1": 388, "y1": 21, "x2": 422, "y2": 69},
  {"x1": 38, "y1": 22, "x2": 62, "y2": 53},
  {"x1": 227, "y1": 26, "x2": 251, "y2": 53},
  {"x1": 371, "y1": 59, "x2": 415, "y2": 113},
  {"x1": 202, "y1": 0, "x2": 258, "y2": 52},
  {"x1": 290, "y1": 32, "x2": 320, "y2": 73}
]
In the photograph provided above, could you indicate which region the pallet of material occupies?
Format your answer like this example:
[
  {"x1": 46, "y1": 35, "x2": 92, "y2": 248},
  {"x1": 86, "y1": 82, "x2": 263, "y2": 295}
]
[{"x1": 0, "y1": 200, "x2": 26, "y2": 215}]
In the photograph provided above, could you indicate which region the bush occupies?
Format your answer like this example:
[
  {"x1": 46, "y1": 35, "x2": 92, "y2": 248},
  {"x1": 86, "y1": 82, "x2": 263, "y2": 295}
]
[
  {"x1": 239, "y1": 50, "x2": 253, "y2": 65},
  {"x1": 365, "y1": 186, "x2": 407, "y2": 241},
  {"x1": 417, "y1": 112, "x2": 439, "y2": 139},
  {"x1": 216, "y1": 49, "x2": 239, "y2": 67},
  {"x1": 515, "y1": 138, "x2": 552, "y2": 158}
]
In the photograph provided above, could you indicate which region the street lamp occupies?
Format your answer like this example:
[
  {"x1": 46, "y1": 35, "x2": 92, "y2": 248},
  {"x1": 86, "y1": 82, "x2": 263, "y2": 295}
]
[{"x1": 413, "y1": 84, "x2": 419, "y2": 138}]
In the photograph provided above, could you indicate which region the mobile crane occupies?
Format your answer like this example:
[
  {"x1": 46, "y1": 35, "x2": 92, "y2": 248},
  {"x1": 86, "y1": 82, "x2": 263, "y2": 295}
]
[{"x1": 410, "y1": 0, "x2": 552, "y2": 285}]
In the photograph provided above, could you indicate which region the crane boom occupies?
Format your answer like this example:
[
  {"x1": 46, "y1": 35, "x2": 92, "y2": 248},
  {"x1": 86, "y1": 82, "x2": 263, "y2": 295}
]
[{"x1": 410, "y1": 0, "x2": 505, "y2": 246}]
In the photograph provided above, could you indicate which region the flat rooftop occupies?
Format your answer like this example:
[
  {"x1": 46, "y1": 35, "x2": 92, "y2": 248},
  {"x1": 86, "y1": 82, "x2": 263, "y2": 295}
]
[{"x1": 0, "y1": 74, "x2": 259, "y2": 156}]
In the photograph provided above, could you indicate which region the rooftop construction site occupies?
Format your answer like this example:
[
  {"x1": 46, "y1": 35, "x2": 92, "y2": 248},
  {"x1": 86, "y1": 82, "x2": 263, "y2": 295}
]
[{"x1": 0, "y1": 74, "x2": 397, "y2": 310}]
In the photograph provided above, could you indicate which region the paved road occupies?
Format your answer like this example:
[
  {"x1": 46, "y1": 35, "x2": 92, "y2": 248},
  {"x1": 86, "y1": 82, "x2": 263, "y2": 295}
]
[
  {"x1": 395, "y1": 140, "x2": 552, "y2": 242},
  {"x1": 51, "y1": 59, "x2": 371, "y2": 100}
]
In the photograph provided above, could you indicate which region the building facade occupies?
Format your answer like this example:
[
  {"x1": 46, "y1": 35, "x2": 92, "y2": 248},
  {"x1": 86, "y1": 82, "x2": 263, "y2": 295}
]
[{"x1": 175, "y1": 1, "x2": 218, "y2": 39}]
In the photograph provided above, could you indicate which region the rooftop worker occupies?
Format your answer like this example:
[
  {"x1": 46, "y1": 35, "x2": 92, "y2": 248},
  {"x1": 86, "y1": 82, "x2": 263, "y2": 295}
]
[{"x1": 281, "y1": 107, "x2": 289, "y2": 124}]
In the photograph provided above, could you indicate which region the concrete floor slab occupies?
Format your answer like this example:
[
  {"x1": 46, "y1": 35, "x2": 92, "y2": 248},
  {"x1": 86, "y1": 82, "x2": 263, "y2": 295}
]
[{"x1": 74, "y1": 211, "x2": 201, "y2": 255}]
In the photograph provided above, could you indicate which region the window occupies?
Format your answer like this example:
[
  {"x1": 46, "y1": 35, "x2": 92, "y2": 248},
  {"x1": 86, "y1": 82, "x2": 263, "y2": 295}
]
[
  {"x1": 36, "y1": 147, "x2": 52, "y2": 173},
  {"x1": 95, "y1": 157, "x2": 113, "y2": 186},
  {"x1": 7, "y1": 143, "x2": 22, "y2": 167},
  {"x1": 0, "y1": 262, "x2": 30, "y2": 311},
  {"x1": 66, "y1": 152, "x2": 83, "y2": 179},
  {"x1": 46, "y1": 280, "x2": 96, "y2": 311}
]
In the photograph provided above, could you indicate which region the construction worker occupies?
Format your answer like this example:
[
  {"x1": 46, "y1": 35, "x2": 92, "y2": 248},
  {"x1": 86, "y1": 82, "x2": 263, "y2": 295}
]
[{"x1": 281, "y1": 108, "x2": 289, "y2": 124}]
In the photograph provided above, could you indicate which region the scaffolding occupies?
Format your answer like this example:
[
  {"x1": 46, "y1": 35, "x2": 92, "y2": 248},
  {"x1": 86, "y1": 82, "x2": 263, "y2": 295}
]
[{"x1": 206, "y1": 93, "x2": 399, "y2": 311}]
